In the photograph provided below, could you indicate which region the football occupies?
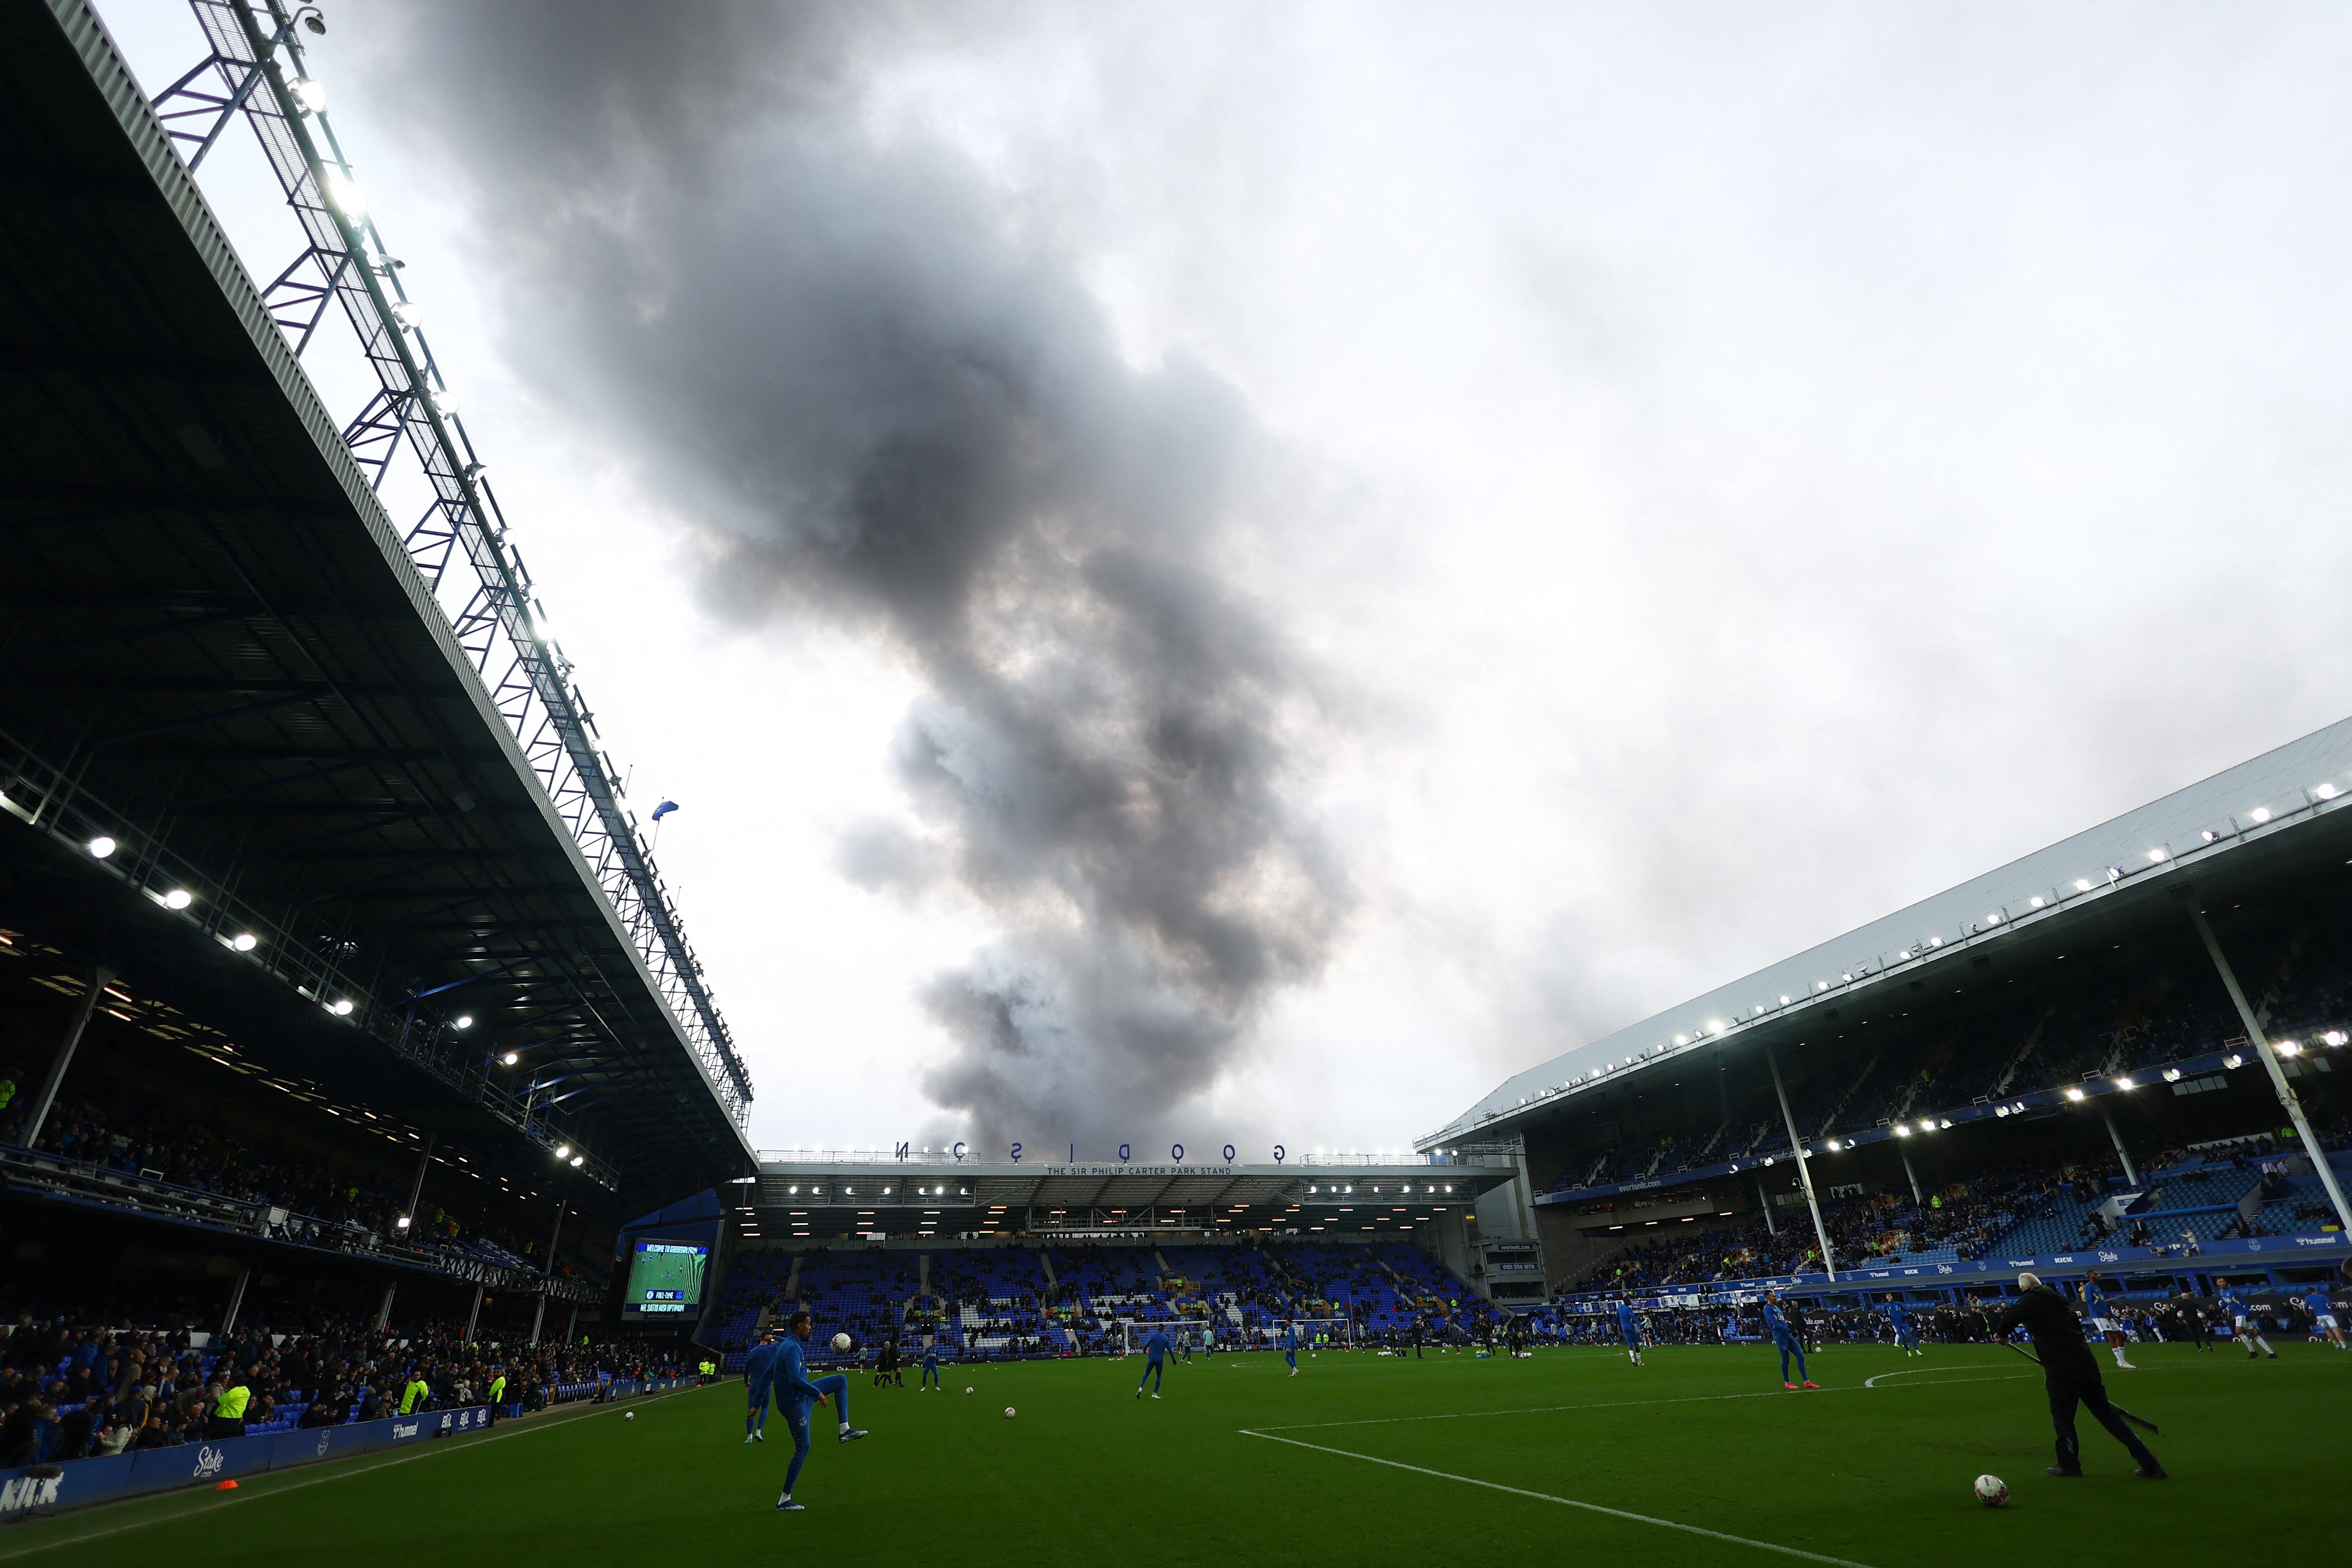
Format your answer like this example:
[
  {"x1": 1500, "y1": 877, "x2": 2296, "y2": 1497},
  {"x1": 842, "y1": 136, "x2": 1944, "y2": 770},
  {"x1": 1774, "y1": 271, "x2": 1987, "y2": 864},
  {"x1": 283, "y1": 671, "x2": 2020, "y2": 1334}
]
[
  {"x1": 832, "y1": 1332, "x2": 852, "y2": 1352},
  {"x1": 1004, "y1": 1406, "x2": 1016, "y2": 1418},
  {"x1": 964, "y1": 1386, "x2": 974, "y2": 1394},
  {"x1": 623, "y1": 1411, "x2": 635, "y2": 1423},
  {"x1": 1973, "y1": 1474, "x2": 2008, "y2": 1508}
]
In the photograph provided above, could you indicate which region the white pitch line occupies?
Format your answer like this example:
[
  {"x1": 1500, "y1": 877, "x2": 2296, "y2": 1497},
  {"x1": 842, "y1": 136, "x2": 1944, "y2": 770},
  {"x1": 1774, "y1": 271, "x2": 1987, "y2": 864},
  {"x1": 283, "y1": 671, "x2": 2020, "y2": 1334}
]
[
  {"x1": 1241, "y1": 1429, "x2": 1879, "y2": 1568},
  {"x1": 0, "y1": 1383, "x2": 711, "y2": 1563},
  {"x1": 1861, "y1": 1368, "x2": 2034, "y2": 1390}
]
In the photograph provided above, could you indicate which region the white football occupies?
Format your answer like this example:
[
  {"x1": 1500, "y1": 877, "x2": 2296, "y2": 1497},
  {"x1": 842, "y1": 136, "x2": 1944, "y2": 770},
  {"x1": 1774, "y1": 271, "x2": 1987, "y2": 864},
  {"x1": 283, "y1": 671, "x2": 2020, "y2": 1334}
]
[
  {"x1": 832, "y1": 1332, "x2": 852, "y2": 1352},
  {"x1": 1004, "y1": 1406, "x2": 1016, "y2": 1418},
  {"x1": 623, "y1": 1411, "x2": 635, "y2": 1422},
  {"x1": 1973, "y1": 1474, "x2": 2008, "y2": 1508},
  {"x1": 964, "y1": 1386, "x2": 974, "y2": 1394}
]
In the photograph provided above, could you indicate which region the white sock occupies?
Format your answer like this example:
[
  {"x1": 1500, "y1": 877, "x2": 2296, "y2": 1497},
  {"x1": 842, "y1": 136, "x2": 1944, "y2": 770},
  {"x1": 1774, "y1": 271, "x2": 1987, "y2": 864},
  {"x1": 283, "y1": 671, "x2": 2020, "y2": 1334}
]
[{"x1": 2255, "y1": 1338, "x2": 2273, "y2": 1354}]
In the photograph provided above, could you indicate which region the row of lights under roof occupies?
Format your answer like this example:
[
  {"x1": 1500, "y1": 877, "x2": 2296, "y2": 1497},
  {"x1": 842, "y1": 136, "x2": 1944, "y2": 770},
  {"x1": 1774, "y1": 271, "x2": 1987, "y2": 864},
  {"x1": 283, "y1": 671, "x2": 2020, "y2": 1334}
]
[
  {"x1": 1537, "y1": 794, "x2": 2343, "y2": 1092},
  {"x1": 80, "y1": 835, "x2": 488, "y2": 1031}
]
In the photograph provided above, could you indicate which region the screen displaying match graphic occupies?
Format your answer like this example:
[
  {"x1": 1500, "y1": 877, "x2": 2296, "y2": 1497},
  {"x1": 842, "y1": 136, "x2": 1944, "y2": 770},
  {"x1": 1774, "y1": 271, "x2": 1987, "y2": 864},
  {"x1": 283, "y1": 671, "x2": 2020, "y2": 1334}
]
[{"x1": 624, "y1": 1240, "x2": 709, "y2": 1316}]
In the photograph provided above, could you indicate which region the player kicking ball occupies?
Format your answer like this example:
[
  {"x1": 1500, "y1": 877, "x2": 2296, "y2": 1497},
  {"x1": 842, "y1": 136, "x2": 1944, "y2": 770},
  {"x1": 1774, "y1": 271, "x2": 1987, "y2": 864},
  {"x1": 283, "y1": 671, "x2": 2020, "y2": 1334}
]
[
  {"x1": 2219, "y1": 1286, "x2": 2277, "y2": 1360},
  {"x1": 1760, "y1": 1291, "x2": 1817, "y2": 1389},
  {"x1": 1135, "y1": 1326, "x2": 1172, "y2": 1398},
  {"x1": 744, "y1": 1327, "x2": 779, "y2": 1442},
  {"x1": 1612, "y1": 1299, "x2": 1646, "y2": 1367},
  {"x1": 1879, "y1": 1294, "x2": 1922, "y2": 1358},
  {"x1": 770, "y1": 1311, "x2": 868, "y2": 1514}
]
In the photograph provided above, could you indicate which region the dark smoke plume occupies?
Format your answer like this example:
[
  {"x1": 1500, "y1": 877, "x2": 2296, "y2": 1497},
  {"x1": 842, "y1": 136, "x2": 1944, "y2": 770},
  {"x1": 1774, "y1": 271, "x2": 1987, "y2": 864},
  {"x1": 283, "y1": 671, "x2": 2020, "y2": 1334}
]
[{"x1": 368, "y1": 2, "x2": 1351, "y2": 1147}]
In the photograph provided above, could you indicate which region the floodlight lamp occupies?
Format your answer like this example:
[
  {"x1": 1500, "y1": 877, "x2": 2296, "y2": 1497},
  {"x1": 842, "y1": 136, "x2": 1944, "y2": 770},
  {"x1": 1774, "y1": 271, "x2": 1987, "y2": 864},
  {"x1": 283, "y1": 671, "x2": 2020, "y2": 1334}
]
[
  {"x1": 290, "y1": 77, "x2": 328, "y2": 114},
  {"x1": 396, "y1": 1216, "x2": 411, "y2": 1229},
  {"x1": 329, "y1": 999, "x2": 354, "y2": 1016},
  {"x1": 2327, "y1": 1031, "x2": 2347, "y2": 1047},
  {"x1": 2146, "y1": 848, "x2": 2167, "y2": 863},
  {"x1": 2201, "y1": 829, "x2": 2217, "y2": 843},
  {"x1": 455, "y1": 1014, "x2": 474, "y2": 1029},
  {"x1": 2075, "y1": 878, "x2": 2094, "y2": 891},
  {"x1": 1929, "y1": 936, "x2": 1943, "y2": 947},
  {"x1": 321, "y1": 171, "x2": 367, "y2": 218},
  {"x1": 2321, "y1": 783, "x2": 2340, "y2": 801},
  {"x1": 1939, "y1": 1118, "x2": 1952, "y2": 1129},
  {"x1": 2277, "y1": 1040, "x2": 2301, "y2": 1057},
  {"x1": 2162, "y1": 1068, "x2": 2182, "y2": 1082},
  {"x1": 161, "y1": 889, "x2": 193, "y2": 910},
  {"x1": 2250, "y1": 807, "x2": 2272, "y2": 824},
  {"x1": 2064, "y1": 1087, "x2": 2085, "y2": 1102},
  {"x1": 1826, "y1": 1139, "x2": 1840, "y2": 1151},
  {"x1": 1816, "y1": 981, "x2": 1828, "y2": 991},
  {"x1": 1984, "y1": 913, "x2": 2000, "y2": 925},
  {"x1": 2225, "y1": 1053, "x2": 2244, "y2": 1069},
  {"x1": 570, "y1": 1156, "x2": 584, "y2": 1167},
  {"x1": 1996, "y1": 1107, "x2": 2009, "y2": 1118},
  {"x1": 87, "y1": 836, "x2": 116, "y2": 858},
  {"x1": 554, "y1": 1145, "x2": 571, "y2": 1160},
  {"x1": 430, "y1": 388, "x2": 459, "y2": 416},
  {"x1": 392, "y1": 301, "x2": 423, "y2": 330},
  {"x1": 2030, "y1": 895, "x2": 2045, "y2": 908},
  {"x1": 231, "y1": 933, "x2": 258, "y2": 952},
  {"x1": 1898, "y1": 949, "x2": 1911, "y2": 960},
  {"x1": 1894, "y1": 1124, "x2": 1909, "y2": 1137},
  {"x1": 501, "y1": 1052, "x2": 519, "y2": 1066}
]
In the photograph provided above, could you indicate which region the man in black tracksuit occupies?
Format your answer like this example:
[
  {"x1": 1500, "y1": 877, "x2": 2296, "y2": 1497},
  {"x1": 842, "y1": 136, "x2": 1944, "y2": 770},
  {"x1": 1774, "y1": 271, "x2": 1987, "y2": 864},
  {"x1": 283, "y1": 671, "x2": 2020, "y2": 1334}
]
[{"x1": 1993, "y1": 1274, "x2": 2165, "y2": 1480}]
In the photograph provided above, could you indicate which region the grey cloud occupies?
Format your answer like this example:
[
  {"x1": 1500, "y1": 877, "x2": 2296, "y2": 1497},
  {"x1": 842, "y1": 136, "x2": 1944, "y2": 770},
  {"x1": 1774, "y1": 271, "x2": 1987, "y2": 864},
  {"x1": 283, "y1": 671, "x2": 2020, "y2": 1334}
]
[{"x1": 370, "y1": 0, "x2": 1350, "y2": 1147}]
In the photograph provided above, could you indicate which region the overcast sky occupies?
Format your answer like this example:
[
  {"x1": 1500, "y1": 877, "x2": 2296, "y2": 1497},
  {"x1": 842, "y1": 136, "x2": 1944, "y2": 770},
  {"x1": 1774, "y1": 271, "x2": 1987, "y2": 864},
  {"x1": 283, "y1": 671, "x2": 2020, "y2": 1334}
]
[{"x1": 96, "y1": 1, "x2": 2352, "y2": 1161}]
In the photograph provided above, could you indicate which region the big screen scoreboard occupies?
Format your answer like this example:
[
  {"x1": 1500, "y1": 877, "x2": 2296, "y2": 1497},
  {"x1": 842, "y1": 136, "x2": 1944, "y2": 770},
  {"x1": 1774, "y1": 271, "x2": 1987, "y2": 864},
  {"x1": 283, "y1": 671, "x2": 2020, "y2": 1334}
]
[{"x1": 623, "y1": 1240, "x2": 709, "y2": 1317}]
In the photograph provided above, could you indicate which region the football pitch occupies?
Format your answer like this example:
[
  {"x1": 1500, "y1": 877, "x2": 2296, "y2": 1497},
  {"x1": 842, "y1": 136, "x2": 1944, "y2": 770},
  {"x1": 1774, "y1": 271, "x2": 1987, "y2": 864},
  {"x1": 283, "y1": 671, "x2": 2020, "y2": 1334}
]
[{"x1": 5, "y1": 1342, "x2": 2343, "y2": 1566}]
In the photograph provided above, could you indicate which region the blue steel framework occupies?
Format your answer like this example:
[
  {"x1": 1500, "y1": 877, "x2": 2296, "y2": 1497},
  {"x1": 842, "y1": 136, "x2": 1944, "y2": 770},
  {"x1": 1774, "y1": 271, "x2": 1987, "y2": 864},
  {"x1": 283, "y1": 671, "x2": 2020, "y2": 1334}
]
[{"x1": 143, "y1": 0, "x2": 753, "y2": 1123}]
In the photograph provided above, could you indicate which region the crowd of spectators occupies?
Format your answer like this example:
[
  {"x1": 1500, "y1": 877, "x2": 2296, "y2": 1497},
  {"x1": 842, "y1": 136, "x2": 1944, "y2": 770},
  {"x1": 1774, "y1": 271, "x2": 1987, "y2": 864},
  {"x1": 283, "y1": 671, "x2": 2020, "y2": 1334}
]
[{"x1": 0, "y1": 1307, "x2": 684, "y2": 1467}]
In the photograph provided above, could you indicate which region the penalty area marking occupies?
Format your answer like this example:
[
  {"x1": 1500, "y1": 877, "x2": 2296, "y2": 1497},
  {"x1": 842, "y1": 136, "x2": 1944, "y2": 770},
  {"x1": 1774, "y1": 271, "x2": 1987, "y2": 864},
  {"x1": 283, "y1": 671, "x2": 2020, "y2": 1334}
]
[{"x1": 1240, "y1": 1429, "x2": 1879, "y2": 1568}]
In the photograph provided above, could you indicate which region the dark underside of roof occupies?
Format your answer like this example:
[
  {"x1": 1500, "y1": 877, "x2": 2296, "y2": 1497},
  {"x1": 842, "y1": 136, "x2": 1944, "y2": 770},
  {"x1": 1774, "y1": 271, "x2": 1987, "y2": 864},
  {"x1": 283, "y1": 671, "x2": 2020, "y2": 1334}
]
[{"x1": 0, "y1": 0, "x2": 748, "y2": 1213}]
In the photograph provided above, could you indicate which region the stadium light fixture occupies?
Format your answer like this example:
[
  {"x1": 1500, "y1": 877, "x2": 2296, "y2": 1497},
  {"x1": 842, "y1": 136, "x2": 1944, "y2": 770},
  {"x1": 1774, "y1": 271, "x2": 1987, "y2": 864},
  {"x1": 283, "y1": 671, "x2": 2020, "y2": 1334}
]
[
  {"x1": 329, "y1": 999, "x2": 354, "y2": 1016},
  {"x1": 396, "y1": 1216, "x2": 410, "y2": 1229},
  {"x1": 1826, "y1": 1139, "x2": 1840, "y2": 1151},
  {"x1": 1984, "y1": 913, "x2": 2000, "y2": 925},
  {"x1": 2029, "y1": 896, "x2": 2045, "y2": 908},
  {"x1": 161, "y1": 889, "x2": 193, "y2": 910},
  {"x1": 290, "y1": 76, "x2": 328, "y2": 114},
  {"x1": 2321, "y1": 783, "x2": 2341, "y2": 801},
  {"x1": 2146, "y1": 848, "x2": 2167, "y2": 863},
  {"x1": 2115, "y1": 1075, "x2": 2136, "y2": 1089},
  {"x1": 2327, "y1": 1031, "x2": 2347, "y2": 1047},
  {"x1": 554, "y1": 1145, "x2": 571, "y2": 1159},
  {"x1": 501, "y1": 1052, "x2": 519, "y2": 1066},
  {"x1": 1939, "y1": 1118, "x2": 1953, "y2": 1129},
  {"x1": 2225, "y1": 1053, "x2": 2244, "y2": 1069},
  {"x1": 570, "y1": 1156, "x2": 584, "y2": 1167},
  {"x1": 2064, "y1": 1087, "x2": 2086, "y2": 1102},
  {"x1": 2277, "y1": 1040, "x2": 2301, "y2": 1057},
  {"x1": 1893, "y1": 1124, "x2": 1909, "y2": 1136},
  {"x1": 2074, "y1": 878, "x2": 2093, "y2": 891},
  {"x1": 2250, "y1": 807, "x2": 2272, "y2": 823},
  {"x1": 230, "y1": 933, "x2": 258, "y2": 952},
  {"x1": 321, "y1": 170, "x2": 367, "y2": 218},
  {"x1": 1995, "y1": 1107, "x2": 2010, "y2": 1118},
  {"x1": 455, "y1": 1015, "x2": 473, "y2": 1029},
  {"x1": 2162, "y1": 1068, "x2": 2182, "y2": 1082},
  {"x1": 87, "y1": 836, "x2": 116, "y2": 858}
]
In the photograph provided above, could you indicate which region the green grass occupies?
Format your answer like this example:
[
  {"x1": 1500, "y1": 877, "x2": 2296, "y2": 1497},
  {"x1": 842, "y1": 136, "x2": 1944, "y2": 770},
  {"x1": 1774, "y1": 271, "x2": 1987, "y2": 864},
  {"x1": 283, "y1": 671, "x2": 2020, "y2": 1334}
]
[{"x1": 7, "y1": 1341, "x2": 2346, "y2": 1566}]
